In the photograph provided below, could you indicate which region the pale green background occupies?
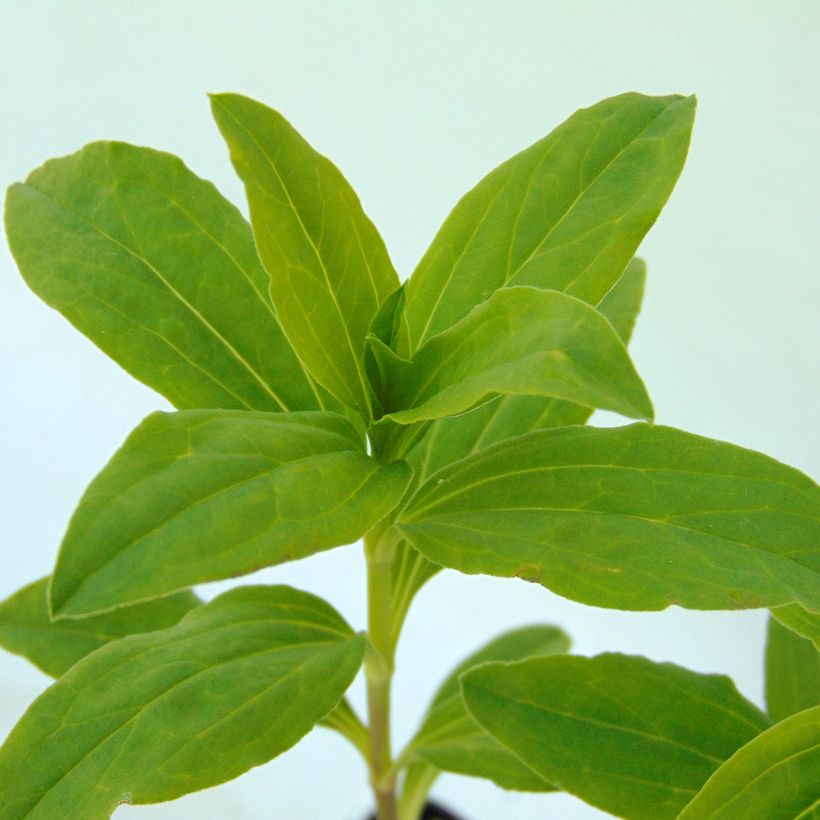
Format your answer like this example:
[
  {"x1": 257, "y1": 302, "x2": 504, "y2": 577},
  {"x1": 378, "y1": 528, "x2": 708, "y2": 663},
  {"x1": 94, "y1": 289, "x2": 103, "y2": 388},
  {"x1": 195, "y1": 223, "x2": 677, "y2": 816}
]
[{"x1": 1, "y1": 2, "x2": 818, "y2": 818}]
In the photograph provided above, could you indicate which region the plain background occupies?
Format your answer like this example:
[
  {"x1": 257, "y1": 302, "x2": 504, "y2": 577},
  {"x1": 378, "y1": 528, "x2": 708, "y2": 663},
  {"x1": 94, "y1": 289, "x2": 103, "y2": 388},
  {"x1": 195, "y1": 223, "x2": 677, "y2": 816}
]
[{"x1": 1, "y1": 2, "x2": 818, "y2": 818}]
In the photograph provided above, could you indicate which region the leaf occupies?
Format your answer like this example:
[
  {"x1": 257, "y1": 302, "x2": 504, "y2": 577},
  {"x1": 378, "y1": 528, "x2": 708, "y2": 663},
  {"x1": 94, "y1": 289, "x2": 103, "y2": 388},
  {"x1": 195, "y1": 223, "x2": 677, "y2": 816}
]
[
  {"x1": 211, "y1": 93, "x2": 399, "y2": 415},
  {"x1": 397, "y1": 423, "x2": 820, "y2": 611},
  {"x1": 406, "y1": 258, "x2": 646, "y2": 484},
  {"x1": 0, "y1": 577, "x2": 199, "y2": 678},
  {"x1": 5, "y1": 141, "x2": 327, "y2": 413},
  {"x1": 380, "y1": 286, "x2": 653, "y2": 425},
  {"x1": 389, "y1": 538, "x2": 442, "y2": 644},
  {"x1": 50, "y1": 410, "x2": 412, "y2": 617},
  {"x1": 462, "y1": 653, "x2": 771, "y2": 820},
  {"x1": 771, "y1": 603, "x2": 820, "y2": 649},
  {"x1": 398, "y1": 92, "x2": 695, "y2": 355},
  {"x1": 409, "y1": 625, "x2": 570, "y2": 791},
  {"x1": 0, "y1": 585, "x2": 365, "y2": 819},
  {"x1": 766, "y1": 616, "x2": 820, "y2": 722},
  {"x1": 678, "y1": 706, "x2": 820, "y2": 819}
]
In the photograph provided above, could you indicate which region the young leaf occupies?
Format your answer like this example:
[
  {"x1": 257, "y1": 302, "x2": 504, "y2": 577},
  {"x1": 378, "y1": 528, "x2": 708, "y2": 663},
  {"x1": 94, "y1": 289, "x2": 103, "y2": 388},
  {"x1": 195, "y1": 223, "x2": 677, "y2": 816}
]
[
  {"x1": 397, "y1": 423, "x2": 820, "y2": 612},
  {"x1": 211, "y1": 93, "x2": 399, "y2": 415},
  {"x1": 409, "y1": 625, "x2": 570, "y2": 792},
  {"x1": 771, "y1": 603, "x2": 820, "y2": 649},
  {"x1": 398, "y1": 92, "x2": 695, "y2": 354},
  {"x1": 765, "y1": 616, "x2": 819, "y2": 722},
  {"x1": 406, "y1": 258, "x2": 646, "y2": 483},
  {"x1": 380, "y1": 286, "x2": 653, "y2": 425},
  {"x1": 0, "y1": 577, "x2": 199, "y2": 677},
  {"x1": 5, "y1": 142, "x2": 326, "y2": 413},
  {"x1": 0, "y1": 585, "x2": 365, "y2": 819},
  {"x1": 51, "y1": 410, "x2": 412, "y2": 617},
  {"x1": 462, "y1": 653, "x2": 771, "y2": 820},
  {"x1": 678, "y1": 706, "x2": 820, "y2": 819}
]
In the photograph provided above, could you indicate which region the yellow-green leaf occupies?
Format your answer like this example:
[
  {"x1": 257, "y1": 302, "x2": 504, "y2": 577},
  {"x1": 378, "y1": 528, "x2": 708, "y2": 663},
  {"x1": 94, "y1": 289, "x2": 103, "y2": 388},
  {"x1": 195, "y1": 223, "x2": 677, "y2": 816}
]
[
  {"x1": 463, "y1": 653, "x2": 770, "y2": 819},
  {"x1": 0, "y1": 577, "x2": 199, "y2": 678},
  {"x1": 5, "y1": 142, "x2": 325, "y2": 413},
  {"x1": 211, "y1": 93, "x2": 399, "y2": 415},
  {"x1": 51, "y1": 410, "x2": 412, "y2": 617},
  {"x1": 398, "y1": 424, "x2": 820, "y2": 611},
  {"x1": 399, "y1": 93, "x2": 694, "y2": 354},
  {"x1": 678, "y1": 706, "x2": 820, "y2": 819},
  {"x1": 766, "y1": 615, "x2": 820, "y2": 722},
  {"x1": 0, "y1": 585, "x2": 364, "y2": 819}
]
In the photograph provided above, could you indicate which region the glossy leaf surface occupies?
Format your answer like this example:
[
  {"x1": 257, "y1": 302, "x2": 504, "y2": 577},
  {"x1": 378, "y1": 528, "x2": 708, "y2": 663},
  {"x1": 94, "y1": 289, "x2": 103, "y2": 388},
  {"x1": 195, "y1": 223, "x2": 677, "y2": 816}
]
[
  {"x1": 51, "y1": 410, "x2": 411, "y2": 617},
  {"x1": 766, "y1": 615, "x2": 820, "y2": 722},
  {"x1": 406, "y1": 258, "x2": 646, "y2": 484},
  {"x1": 399, "y1": 92, "x2": 695, "y2": 354},
  {"x1": 771, "y1": 604, "x2": 820, "y2": 649},
  {"x1": 0, "y1": 578, "x2": 199, "y2": 677},
  {"x1": 398, "y1": 424, "x2": 820, "y2": 611},
  {"x1": 381, "y1": 286, "x2": 653, "y2": 425},
  {"x1": 410, "y1": 625, "x2": 570, "y2": 791},
  {"x1": 5, "y1": 142, "x2": 324, "y2": 412},
  {"x1": 0, "y1": 585, "x2": 364, "y2": 819},
  {"x1": 678, "y1": 706, "x2": 820, "y2": 819},
  {"x1": 463, "y1": 653, "x2": 770, "y2": 819},
  {"x1": 211, "y1": 93, "x2": 398, "y2": 415}
]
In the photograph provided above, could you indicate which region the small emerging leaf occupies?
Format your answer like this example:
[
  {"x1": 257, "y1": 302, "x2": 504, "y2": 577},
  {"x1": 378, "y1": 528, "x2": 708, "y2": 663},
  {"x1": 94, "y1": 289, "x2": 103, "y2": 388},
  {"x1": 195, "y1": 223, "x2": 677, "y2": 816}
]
[
  {"x1": 5, "y1": 142, "x2": 325, "y2": 413},
  {"x1": 211, "y1": 93, "x2": 399, "y2": 415},
  {"x1": 380, "y1": 286, "x2": 653, "y2": 425},
  {"x1": 51, "y1": 410, "x2": 412, "y2": 617},
  {"x1": 463, "y1": 653, "x2": 770, "y2": 819},
  {"x1": 409, "y1": 625, "x2": 570, "y2": 791},
  {"x1": 0, "y1": 577, "x2": 199, "y2": 677},
  {"x1": 765, "y1": 615, "x2": 820, "y2": 722},
  {"x1": 406, "y1": 258, "x2": 647, "y2": 483},
  {"x1": 399, "y1": 92, "x2": 695, "y2": 354},
  {"x1": 678, "y1": 706, "x2": 820, "y2": 819},
  {"x1": 398, "y1": 424, "x2": 820, "y2": 611},
  {"x1": 0, "y1": 585, "x2": 364, "y2": 819}
]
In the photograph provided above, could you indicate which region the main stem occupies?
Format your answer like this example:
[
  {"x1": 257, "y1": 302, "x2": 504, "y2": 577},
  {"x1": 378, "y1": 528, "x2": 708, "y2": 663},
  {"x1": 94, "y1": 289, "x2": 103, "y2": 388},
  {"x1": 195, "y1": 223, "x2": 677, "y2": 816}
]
[{"x1": 365, "y1": 528, "x2": 400, "y2": 820}]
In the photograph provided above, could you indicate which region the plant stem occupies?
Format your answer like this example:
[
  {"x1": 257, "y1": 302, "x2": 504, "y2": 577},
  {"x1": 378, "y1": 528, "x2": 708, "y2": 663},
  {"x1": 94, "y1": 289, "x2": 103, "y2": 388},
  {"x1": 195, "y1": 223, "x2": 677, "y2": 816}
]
[{"x1": 365, "y1": 527, "x2": 401, "y2": 820}]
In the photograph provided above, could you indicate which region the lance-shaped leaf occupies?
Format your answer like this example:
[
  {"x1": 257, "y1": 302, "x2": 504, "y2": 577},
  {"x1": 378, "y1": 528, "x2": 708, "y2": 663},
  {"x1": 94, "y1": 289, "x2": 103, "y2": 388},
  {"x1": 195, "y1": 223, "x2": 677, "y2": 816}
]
[
  {"x1": 211, "y1": 93, "x2": 399, "y2": 415},
  {"x1": 771, "y1": 603, "x2": 820, "y2": 649},
  {"x1": 406, "y1": 258, "x2": 646, "y2": 484},
  {"x1": 0, "y1": 585, "x2": 365, "y2": 819},
  {"x1": 51, "y1": 410, "x2": 412, "y2": 617},
  {"x1": 398, "y1": 424, "x2": 820, "y2": 611},
  {"x1": 398, "y1": 92, "x2": 695, "y2": 354},
  {"x1": 379, "y1": 286, "x2": 653, "y2": 426},
  {"x1": 5, "y1": 141, "x2": 326, "y2": 413},
  {"x1": 463, "y1": 653, "x2": 770, "y2": 820},
  {"x1": 0, "y1": 578, "x2": 199, "y2": 678},
  {"x1": 765, "y1": 616, "x2": 819, "y2": 722},
  {"x1": 409, "y1": 625, "x2": 570, "y2": 792},
  {"x1": 678, "y1": 706, "x2": 820, "y2": 819}
]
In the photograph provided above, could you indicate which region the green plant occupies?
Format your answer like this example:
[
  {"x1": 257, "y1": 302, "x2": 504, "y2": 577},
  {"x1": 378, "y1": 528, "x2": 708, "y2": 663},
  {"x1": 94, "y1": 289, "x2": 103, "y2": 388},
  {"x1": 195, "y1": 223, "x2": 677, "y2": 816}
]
[{"x1": 0, "y1": 90, "x2": 817, "y2": 820}]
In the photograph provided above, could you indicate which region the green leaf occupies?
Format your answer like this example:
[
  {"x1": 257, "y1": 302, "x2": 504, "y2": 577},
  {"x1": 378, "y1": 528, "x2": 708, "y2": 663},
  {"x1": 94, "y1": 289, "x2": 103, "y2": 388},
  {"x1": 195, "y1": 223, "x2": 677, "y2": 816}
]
[
  {"x1": 766, "y1": 616, "x2": 820, "y2": 722},
  {"x1": 5, "y1": 141, "x2": 327, "y2": 413},
  {"x1": 389, "y1": 539, "x2": 442, "y2": 645},
  {"x1": 398, "y1": 92, "x2": 695, "y2": 355},
  {"x1": 0, "y1": 585, "x2": 364, "y2": 819},
  {"x1": 678, "y1": 706, "x2": 820, "y2": 819},
  {"x1": 462, "y1": 653, "x2": 770, "y2": 820},
  {"x1": 397, "y1": 423, "x2": 820, "y2": 611},
  {"x1": 380, "y1": 286, "x2": 653, "y2": 425},
  {"x1": 211, "y1": 93, "x2": 399, "y2": 415},
  {"x1": 409, "y1": 625, "x2": 570, "y2": 791},
  {"x1": 51, "y1": 410, "x2": 412, "y2": 617},
  {"x1": 771, "y1": 604, "x2": 820, "y2": 649},
  {"x1": 406, "y1": 258, "x2": 646, "y2": 484},
  {"x1": 0, "y1": 577, "x2": 199, "y2": 678}
]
